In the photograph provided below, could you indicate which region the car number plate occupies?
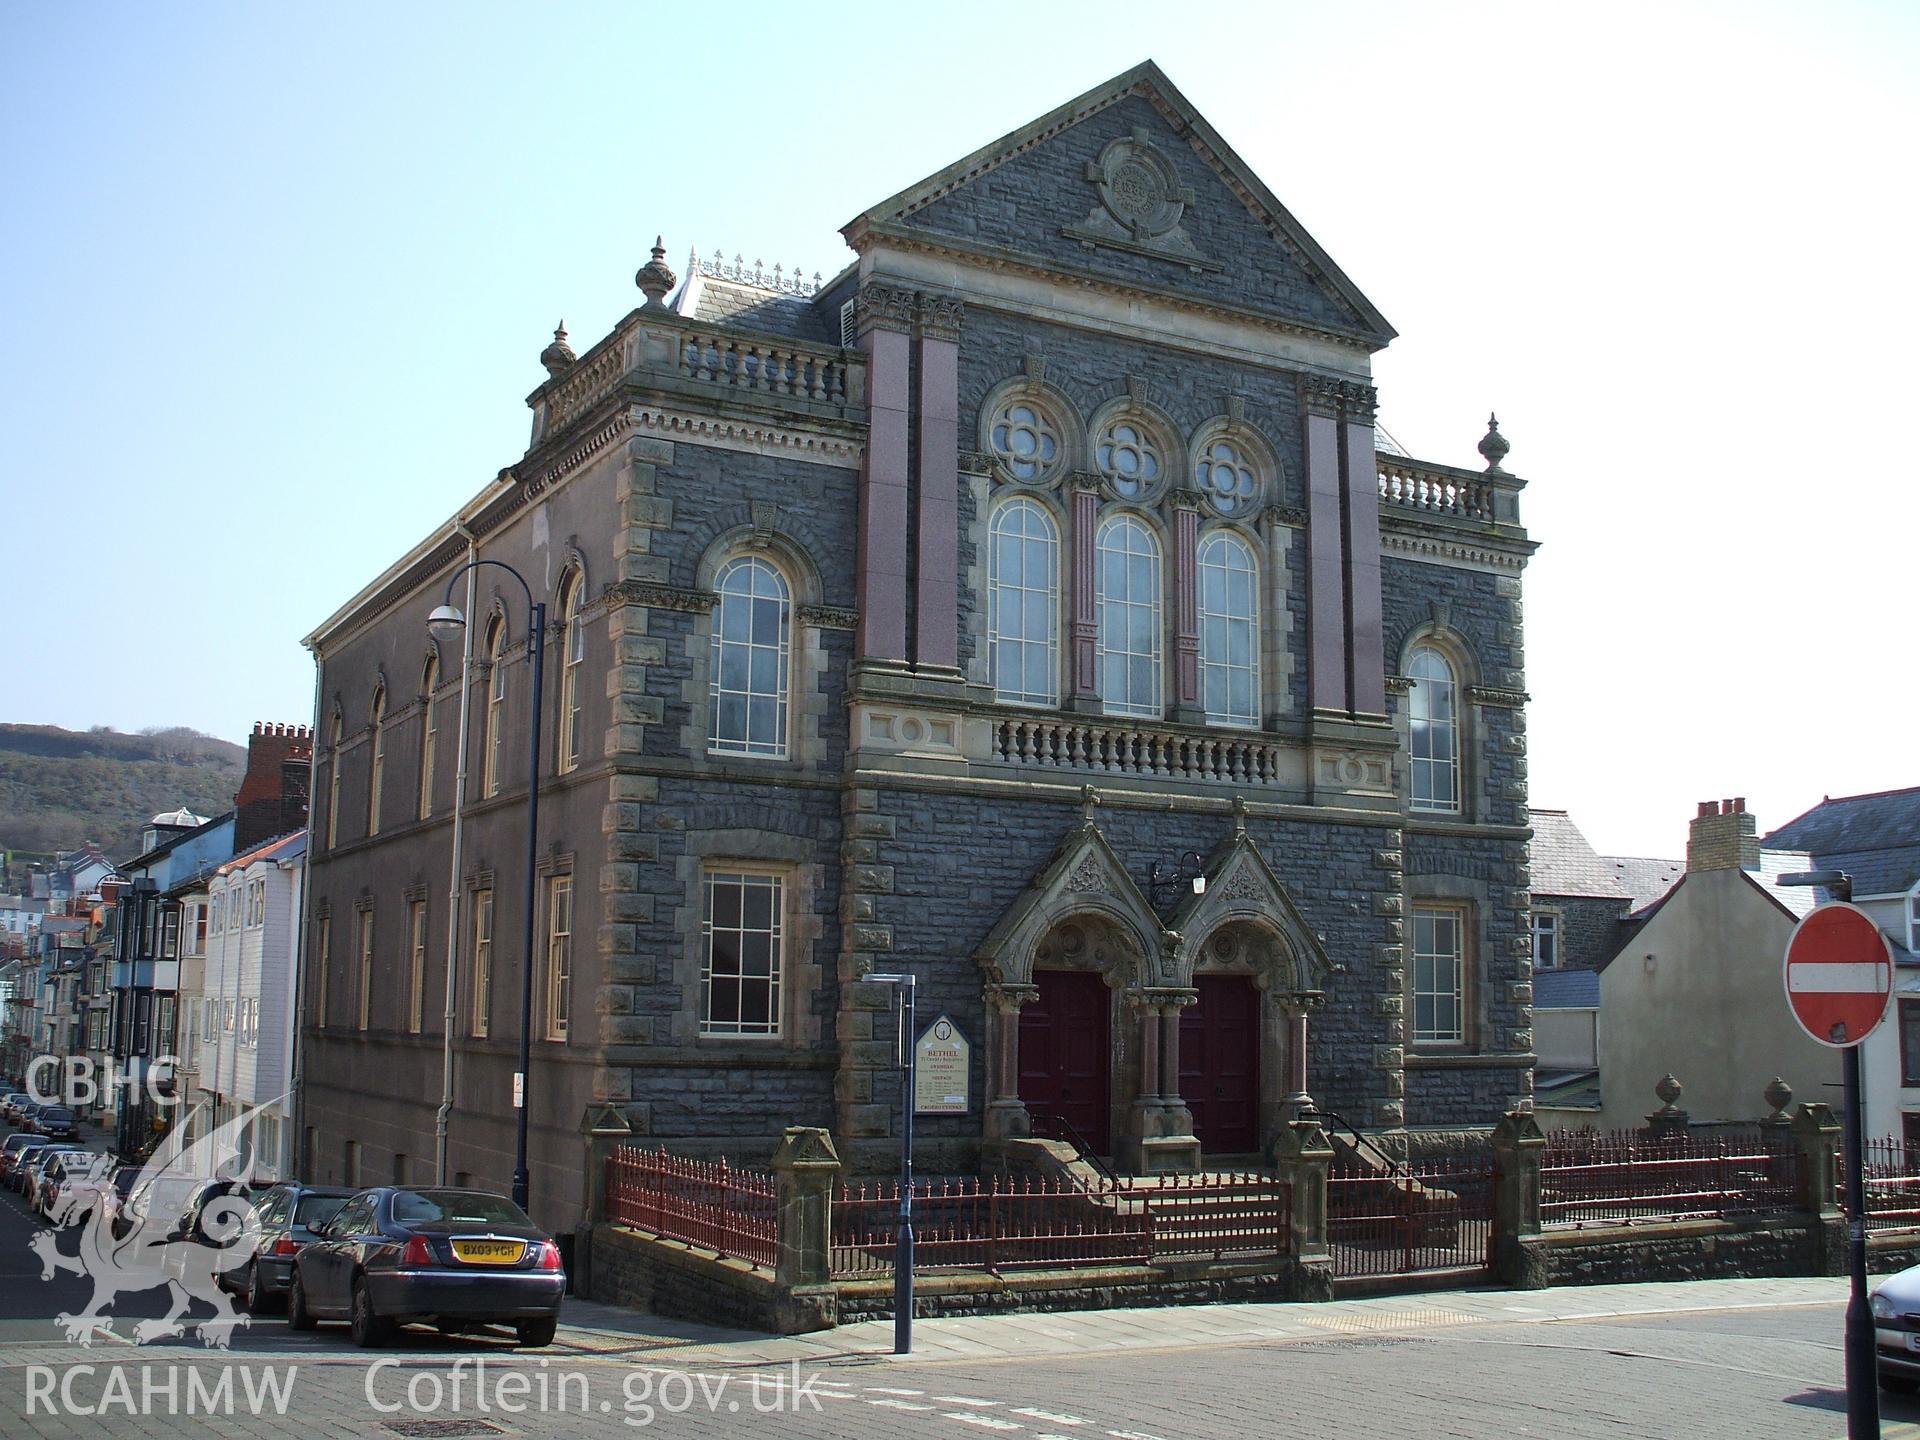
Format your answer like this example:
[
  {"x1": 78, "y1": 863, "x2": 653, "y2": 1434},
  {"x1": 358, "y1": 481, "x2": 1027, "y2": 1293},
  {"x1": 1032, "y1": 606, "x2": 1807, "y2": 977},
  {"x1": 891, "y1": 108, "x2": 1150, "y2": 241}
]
[
  {"x1": 1906, "y1": 1332, "x2": 1920, "y2": 1353},
  {"x1": 451, "y1": 1239, "x2": 525, "y2": 1265}
]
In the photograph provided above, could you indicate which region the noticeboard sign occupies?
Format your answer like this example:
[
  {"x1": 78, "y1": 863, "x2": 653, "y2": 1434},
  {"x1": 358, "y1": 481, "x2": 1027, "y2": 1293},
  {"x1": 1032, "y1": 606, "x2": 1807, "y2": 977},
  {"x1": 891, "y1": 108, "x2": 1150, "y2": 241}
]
[{"x1": 913, "y1": 1013, "x2": 970, "y2": 1115}]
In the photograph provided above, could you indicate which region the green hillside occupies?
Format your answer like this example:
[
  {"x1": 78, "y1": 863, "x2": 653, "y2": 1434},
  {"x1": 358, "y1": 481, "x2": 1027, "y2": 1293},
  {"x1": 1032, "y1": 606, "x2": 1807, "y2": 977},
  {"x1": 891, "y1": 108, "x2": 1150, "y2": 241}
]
[{"x1": 0, "y1": 724, "x2": 247, "y2": 863}]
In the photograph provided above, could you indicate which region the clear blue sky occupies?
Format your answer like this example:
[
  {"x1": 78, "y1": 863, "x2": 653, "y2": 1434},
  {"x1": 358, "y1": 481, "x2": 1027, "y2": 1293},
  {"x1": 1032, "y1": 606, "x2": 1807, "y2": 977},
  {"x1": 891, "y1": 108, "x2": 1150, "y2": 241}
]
[{"x1": 3, "y1": 1, "x2": 1915, "y2": 859}]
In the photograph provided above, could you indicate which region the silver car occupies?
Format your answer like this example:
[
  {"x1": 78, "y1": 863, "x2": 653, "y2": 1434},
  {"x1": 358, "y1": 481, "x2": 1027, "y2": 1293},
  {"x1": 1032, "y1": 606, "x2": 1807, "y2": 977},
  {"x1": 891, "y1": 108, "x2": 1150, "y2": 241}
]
[{"x1": 1873, "y1": 1265, "x2": 1920, "y2": 1391}]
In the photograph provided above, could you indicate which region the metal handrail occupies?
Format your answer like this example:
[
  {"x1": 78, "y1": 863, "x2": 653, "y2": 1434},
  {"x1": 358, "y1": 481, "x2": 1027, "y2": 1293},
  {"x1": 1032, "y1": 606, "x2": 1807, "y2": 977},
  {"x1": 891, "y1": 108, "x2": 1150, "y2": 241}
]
[
  {"x1": 1024, "y1": 1111, "x2": 1118, "y2": 1187},
  {"x1": 1302, "y1": 1105, "x2": 1406, "y2": 1177}
]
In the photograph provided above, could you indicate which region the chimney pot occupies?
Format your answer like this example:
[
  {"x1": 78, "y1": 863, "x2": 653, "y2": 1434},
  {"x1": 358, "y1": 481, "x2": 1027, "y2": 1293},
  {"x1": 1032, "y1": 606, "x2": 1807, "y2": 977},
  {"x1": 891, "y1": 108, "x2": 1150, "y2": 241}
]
[
  {"x1": 1734, "y1": 796, "x2": 1745, "y2": 812},
  {"x1": 1697, "y1": 801, "x2": 1715, "y2": 818}
]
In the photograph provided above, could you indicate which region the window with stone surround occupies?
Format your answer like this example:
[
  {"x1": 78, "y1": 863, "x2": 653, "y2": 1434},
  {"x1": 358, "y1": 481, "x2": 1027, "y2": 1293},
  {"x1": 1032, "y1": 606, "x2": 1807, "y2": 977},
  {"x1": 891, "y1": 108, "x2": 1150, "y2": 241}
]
[
  {"x1": 356, "y1": 907, "x2": 374, "y2": 1031},
  {"x1": 1197, "y1": 529, "x2": 1259, "y2": 727},
  {"x1": 1095, "y1": 419, "x2": 1162, "y2": 500},
  {"x1": 1908, "y1": 881, "x2": 1920, "y2": 955},
  {"x1": 544, "y1": 874, "x2": 572, "y2": 1042},
  {"x1": 1408, "y1": 645, "x2": 1460, "y2": 813},
  {"x1": 708, "y1": 556, "x2": 791, "y2": 758},
  {"x1": 700, "y1": 869, "x2": 784, "y2": 1037},
  {"x1": 1531, "y1": 910, "x2": 1561, "y2": 969},
  {"x1": 557, "y1": 570, "x2": 585, "y2": 774},
  {"x1": 1901, "y1": 999, "x2": 1920, "y2": 1087},
  {"x1": 1095, "y1": 513, "x2": 1163, "y2": 718},
  {"x1": 419, "y1": 654, "x2": 438, "y2": 821},
  {"x1": 325, "y1": 712, "x2": 342, "y2": 849},
  {"x1": 407, "y1": 899, "x2": 428, "y2": 1035},
  {"x1": 1412, "y1": 902, "x2": 1467, "y2": 1044},
  {"x1": 988, "y1": 397, "x2": 1064, "y2": 484},
  {"x1": 368, "y1": 685, "x2": 386, "y2": 836},
  {"x1": 314, "y1": 911, "x2": 330, "y2": 1029},
  {"x1": 469, "y1": 887, "x2": 493, "y2": 1039},
  {"x1": 482, "y1": 615, "x2": 506, "y2": 797},
  {"x1": 988, "y1": 497, "x2": 1059, "y2": 707}
]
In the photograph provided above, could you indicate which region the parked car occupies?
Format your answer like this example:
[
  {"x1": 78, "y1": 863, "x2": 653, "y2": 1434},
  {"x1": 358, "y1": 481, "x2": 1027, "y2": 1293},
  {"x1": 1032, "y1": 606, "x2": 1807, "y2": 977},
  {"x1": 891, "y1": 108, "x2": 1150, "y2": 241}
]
[
  {"x1": 17, "y1": 1102, "x2": 47, "y2": 1133},
  {"x1": 220, "y1": 1183, "x2": 353, "y2": 1312},
  {"x1": 0, "y1": 1133, "x2": 47, "y2": 1178},
  {"x1": 35, "y1": 1151, "x2": 112, "y2": 1219},
  {"x1": 3, "y1": 1137, "x2": 57, "y2": 1189},
  {"x1": 34, "y1": 1106, "x2": 78, "y2": 1140},
  {"x1": 1875, "y1": 1264, "x2": 1920, "y2": 1392},
  {"x1": 17, "y1": 1145, "x2": 87, "y2": 1207},
  {"x1": 115, "y1": 1174, "x2": 204, "y2": 1239},
  {"x1": 1, "y1": 1093, "x2": 31, "y2": 1124},
  {"x1": 289, "y1": 1187, "x2": 565, "y2": 1347}
]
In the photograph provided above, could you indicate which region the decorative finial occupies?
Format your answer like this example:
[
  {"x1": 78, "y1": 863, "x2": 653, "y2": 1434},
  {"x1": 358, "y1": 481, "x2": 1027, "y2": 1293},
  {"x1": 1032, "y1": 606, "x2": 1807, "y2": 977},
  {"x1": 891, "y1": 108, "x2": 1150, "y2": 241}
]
[
  {"x1": 1478, "y1": 412, "x2": 1510, "y2": 474},
  {"x1": 1652, "y1": 1073, "x2": 1683, "y2": 1112},
  {"x1": 538, "y1": 320, "x2": 576, "y2": 378},
  {"x1": 635, "y1": 235, "x2": 677, "y2": 308},
  {"x1": 1762, "y1": 1076, "x2": 1793, "y2": 1125},
  {"x1": 1080, "y1": 785, "x2": 1101, "y2": 825}
]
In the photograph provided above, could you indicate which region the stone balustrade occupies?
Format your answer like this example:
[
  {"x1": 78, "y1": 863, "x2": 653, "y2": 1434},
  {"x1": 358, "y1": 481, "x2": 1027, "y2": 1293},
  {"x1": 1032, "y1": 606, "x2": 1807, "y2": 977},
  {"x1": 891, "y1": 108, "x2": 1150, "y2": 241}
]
[
  {"x1": 1378, "y1": 456, "x2": 1522, "y2": 526},
  {"x1": 530, "y1": 310, "x2": 865, "y2": 448},
  {"x1": 990, "y1": 713, "x2": 1290, "y2": 785}
]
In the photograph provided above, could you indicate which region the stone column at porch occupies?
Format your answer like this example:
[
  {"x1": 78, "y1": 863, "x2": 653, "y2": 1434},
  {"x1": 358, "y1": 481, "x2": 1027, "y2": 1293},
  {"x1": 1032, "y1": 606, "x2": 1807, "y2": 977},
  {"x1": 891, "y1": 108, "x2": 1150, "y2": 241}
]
[
  {"x1": 982, "y1": 983, "x2": 1037, "y2": 1144},
  {"x1": 1120, "y1": 988, "x2": 1200, "y2": 1174},
  {"x1": 1280, "y1": 996, "x2": 1315, "y2": 1120}
]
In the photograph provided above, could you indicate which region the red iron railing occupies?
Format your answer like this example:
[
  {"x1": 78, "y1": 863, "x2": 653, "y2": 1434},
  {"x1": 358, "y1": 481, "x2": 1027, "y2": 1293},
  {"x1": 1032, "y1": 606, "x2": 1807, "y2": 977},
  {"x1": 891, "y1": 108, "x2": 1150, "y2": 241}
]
[
  {"x1": 1841, "y1": 1138, "x2": 1920, "y2": 1228},
  {"x1": 831, "y1": 1174, "x2": 1153, "y2": 1276},
  {"x1": 1541, "y1": 1130, "x2": 1800, "y2": 1226},
  {"x1": 1122, "y1": 1170, "x2": 1292, "y2": 1262},
  {"x1": 604, "y1": 1146, "x2": 778, "y2": 1270},
  {"x1": 1328, "y1": 1153, "x2": 1492, "y2": 1277}
]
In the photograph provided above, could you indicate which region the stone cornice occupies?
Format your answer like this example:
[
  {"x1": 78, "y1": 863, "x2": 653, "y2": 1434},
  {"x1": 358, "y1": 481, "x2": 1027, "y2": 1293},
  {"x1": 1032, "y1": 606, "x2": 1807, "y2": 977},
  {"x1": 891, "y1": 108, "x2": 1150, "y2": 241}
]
[
  {"x1": 849, "y1": 221, "x2": 1383, "y2": 356},
  {"x1": 631, "y1": 403, "x2": 864, "y2": 469},
  {"x1": 798, "y1": 604, "x2": 858, "y2": 631},
  {"x1": 1467, "y1": 686, "x2": 1529, "y2": 709},
  {"x1": 522, "y1": 410, "x2": 635, "y2": 499},
  {"x1": 1379, "y1": 524, "x2": 1534, "y2": 575},
  {"x1": 608, "y1": 581, "x2": 714, "y2": 614}
]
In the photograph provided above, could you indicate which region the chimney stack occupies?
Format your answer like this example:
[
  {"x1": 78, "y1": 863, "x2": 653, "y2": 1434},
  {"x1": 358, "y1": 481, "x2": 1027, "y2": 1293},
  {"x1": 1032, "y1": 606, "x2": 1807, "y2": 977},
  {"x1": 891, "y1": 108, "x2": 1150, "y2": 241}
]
[
  {"x1": 1687, "y1": 797, "x2": 1761, "y2": 873},
  {"x1": 234, "y1": 720, "x2": 314, "y2": 851}
]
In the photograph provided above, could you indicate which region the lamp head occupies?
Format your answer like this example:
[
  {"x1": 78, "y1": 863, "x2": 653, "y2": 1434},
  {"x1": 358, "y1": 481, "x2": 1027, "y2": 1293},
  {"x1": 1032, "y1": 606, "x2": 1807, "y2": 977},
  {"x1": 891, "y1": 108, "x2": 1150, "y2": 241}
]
[
  {"x1": 427, "y1": 604, "x2": 466, "y2": 644},
  {"x1": 1191, "y1": 874, "x2": 1207, "y2": 896}
]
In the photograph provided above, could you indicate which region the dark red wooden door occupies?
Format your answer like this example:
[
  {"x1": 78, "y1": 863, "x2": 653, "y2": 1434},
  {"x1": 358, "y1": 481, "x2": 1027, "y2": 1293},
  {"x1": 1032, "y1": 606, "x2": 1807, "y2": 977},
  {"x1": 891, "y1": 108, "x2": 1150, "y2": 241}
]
[
  {"x1": 1019, "y1": 970, "x2": 1112, "y2": 1154},
  {"x1": 1180, "y1": 975, "x2": 1261, "y2": 1155}
]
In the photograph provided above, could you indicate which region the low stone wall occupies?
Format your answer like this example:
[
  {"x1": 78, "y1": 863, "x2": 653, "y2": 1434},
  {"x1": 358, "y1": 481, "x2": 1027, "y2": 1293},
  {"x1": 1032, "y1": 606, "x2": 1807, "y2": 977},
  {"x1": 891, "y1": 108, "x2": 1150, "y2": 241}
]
[
  {"x1": 836, "y1": 1258, "x2": 1330, "y2": 1324},
  {"x1": 1539, "y1": 1217, "x2": 1819, "y2": 1286},
  {"x1": 1869, "y1": 1227, "x2": 1920, "y2": 1273},
  {"x1": 588, "y1": 1225, "x2": 835, "y2": 1334}
]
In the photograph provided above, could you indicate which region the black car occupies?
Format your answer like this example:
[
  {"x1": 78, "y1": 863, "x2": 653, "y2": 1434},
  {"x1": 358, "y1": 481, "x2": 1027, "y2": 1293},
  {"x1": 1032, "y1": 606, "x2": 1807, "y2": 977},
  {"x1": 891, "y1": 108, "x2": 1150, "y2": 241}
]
[
  {"x1": 289, "y1": 1187, "x2": 565, "y2": 1347},
  {"x1": 4, "y1": 1137, "x2": 57, "y2": 1190},
  {"x1": 34, "y1": 1106, "x2": 77, "y2": 1140},
  {"x1": 222, "y1": 1182, "x2": 353, "y2": 1313}
]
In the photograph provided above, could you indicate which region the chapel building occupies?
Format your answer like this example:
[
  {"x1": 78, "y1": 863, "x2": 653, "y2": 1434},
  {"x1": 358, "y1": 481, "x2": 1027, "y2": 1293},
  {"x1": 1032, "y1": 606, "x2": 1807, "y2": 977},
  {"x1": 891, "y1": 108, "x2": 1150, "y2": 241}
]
[{"x1": 301, "y1": 62, "x2": 1537, "y2": 1231}]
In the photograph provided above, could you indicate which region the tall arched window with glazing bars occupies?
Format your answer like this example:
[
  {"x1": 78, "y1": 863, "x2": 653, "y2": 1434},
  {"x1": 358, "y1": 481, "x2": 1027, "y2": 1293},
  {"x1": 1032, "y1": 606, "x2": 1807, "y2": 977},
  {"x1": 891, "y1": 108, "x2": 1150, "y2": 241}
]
[
  {"x1": 1197, "y1": 530, "x2": 1259, "y2": 727},
  {"x1": 708, "y1": 556, "x2": 790, "y2": 758},
  {"x1": 1095, "y1": 514, "x2": 1162, "y2": 719},
  {"x1": 482, "y1": 616, "x2": 506, "y2": 798},
  {"x1": 988, "y1": 498, "x2": 1059, "y2": 707},
  {"x1": 1408, "y1": 645, "x2": 1460, "y2": 812},
  {"x1": 418, "y1": 655, "x2": 438, "y2": 820},
  {"x1": 367, "y1": 686, "x2": 386, "y2": 836},
  {"x1": 557, "y1": 572, "x2": 585, "y2": 773}
]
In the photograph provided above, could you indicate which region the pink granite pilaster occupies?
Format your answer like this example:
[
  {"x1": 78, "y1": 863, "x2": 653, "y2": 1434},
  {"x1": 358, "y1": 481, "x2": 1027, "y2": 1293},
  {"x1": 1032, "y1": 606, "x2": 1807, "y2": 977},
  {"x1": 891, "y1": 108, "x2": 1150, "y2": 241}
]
[
  {"x1": 1303, "y1": 407, "x2": 1349, "y2": 713},
  {"x1": 855, "y1": 288, "x2": 914, "y2": 664},
  {"x1": 1341, "y1": 411, "x2": 1386, "y2": 716},
  {"x1": 912, "y1": 299, "x2": 962, "y2": 673}
]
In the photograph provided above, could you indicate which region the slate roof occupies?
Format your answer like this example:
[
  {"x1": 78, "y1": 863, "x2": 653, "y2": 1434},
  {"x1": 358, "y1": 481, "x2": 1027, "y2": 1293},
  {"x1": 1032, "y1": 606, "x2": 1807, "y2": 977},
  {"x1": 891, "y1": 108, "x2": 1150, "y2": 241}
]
[
  {"x1": 1608, "y1": 855, "x2": 1685, "y2": 915},
  {"x1": 1762, "y1": 787, "x2": 1920, "y2": 898},
  {"x1": 1532, "y1": 967, "x2": 1601, "y2": 1008},
  {"x1": 1529, "y1": 811, "x2": 1631, "y2": 899},
  {"x1": 1750, "y1": 850, "x2": 1821, "y2": 919}
]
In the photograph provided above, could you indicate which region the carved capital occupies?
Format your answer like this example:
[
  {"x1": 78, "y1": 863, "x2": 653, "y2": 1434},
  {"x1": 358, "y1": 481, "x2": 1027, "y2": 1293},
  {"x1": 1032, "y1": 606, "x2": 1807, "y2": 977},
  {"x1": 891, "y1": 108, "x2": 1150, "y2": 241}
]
[
  {"x1": 1299, "y1": 374, "x2": 1345, "y2": 420},
  {"x1": 917, "y1": 293, "x2": 965, "y2": 342},
  {"x1": 854, "y1": 282, "x2": 917, "y2": 337}
]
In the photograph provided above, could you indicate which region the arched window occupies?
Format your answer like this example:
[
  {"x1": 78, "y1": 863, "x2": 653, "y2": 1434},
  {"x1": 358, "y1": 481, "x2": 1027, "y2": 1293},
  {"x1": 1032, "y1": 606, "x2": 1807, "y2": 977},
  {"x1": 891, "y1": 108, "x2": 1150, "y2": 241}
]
[
  {"x1": 367, "y1": 686, "x2": 386, "y2": 836},
  {"x1": 1408, "y1": 645, "x2": 1460, "y2": 813},
  {"x1": 557, "y1": 571, "x2": 585, "y2": 774},
  {"x1": 1198, "y1": 531, "x2": 1259, "y2": 727},
  {"x1": 988, "y1": 498, "x2": 1059, "y2": 707},
  {"x1": 325, "y1": 713, "x2": 342, "y2": 849},
  {"x1": 1095, "y1": 420, "x2": 1162, "y2": 499},
  {"x1": 987, "y1": 396, "x2": 1063, "y2": 483},
  {"x1": 1095, "y1": 514, "x2": 1162, "y2": 719},
  {"x1": 418, "y1": 655, "x2": 438, "y2": 821},
  {"x1": 709, "y1": 556, "x2": 790, "y2": 758},
  {"x1": 482, "y1": 617, "x2": 506, "y2": 797}
]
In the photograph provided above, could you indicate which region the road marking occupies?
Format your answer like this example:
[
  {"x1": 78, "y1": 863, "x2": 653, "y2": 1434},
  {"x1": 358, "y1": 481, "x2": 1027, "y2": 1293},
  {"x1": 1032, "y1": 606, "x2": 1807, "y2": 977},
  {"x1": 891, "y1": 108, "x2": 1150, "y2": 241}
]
[
  {"x1": 1107, "y1": 1431, "x2": 1169, "y2": 1440},
  {"x1": 869, "y1": 1385, "x2": 927, "y2": 1395},
  {"x1": 945, "y1": 1415, "x2": 1022, "y2": 1430},
  {"x1": 1012, "y1": 1409, "x2": 1087, "y2": 1426},
  {"x1": 936, "y1": 1395, "x2": 1002, "y2": 1406},
  {"x1": 869, "y1": 1398, "x2": 936, "y2": 1412}
]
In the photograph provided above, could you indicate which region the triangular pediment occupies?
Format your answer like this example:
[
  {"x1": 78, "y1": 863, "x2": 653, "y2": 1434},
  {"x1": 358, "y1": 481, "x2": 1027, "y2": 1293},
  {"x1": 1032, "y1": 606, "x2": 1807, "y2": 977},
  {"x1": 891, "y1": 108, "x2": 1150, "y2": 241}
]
[
  {"x1": 848, "y1": 61, "x2": 1394, "y2": 345},
  {"x1": 1167, "y1": 821, "x2": 1331, "y2": 991},
  {"x1": 976, "y1": 814, "x2": 1169, "y2": 986}
]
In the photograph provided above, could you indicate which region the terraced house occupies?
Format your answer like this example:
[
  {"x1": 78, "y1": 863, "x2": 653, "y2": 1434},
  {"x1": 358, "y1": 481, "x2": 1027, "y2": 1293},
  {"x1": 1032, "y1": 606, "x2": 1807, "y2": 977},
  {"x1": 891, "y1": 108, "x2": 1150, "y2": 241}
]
[{"x1": 301, "y1": 62, "x2": 1538, "y2": 1233}]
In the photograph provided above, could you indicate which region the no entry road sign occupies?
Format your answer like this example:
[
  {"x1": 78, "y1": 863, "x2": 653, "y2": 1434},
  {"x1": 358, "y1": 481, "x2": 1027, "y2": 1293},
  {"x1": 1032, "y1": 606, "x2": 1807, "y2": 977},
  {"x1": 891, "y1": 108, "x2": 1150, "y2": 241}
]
[{"x1": 1783, "y1": 901, "x2": 1894, "y2": 1047}]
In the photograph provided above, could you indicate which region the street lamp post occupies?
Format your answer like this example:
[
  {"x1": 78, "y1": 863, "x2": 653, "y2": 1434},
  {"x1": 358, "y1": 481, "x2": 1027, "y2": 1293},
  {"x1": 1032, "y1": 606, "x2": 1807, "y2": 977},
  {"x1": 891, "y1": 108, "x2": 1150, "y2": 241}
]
[
  {"x1": 429, "y1": 561, "x2": 546, "y2": 1214},
  {"x1": 865, "y1": 971, "x2": 917, "y2": 1355}
]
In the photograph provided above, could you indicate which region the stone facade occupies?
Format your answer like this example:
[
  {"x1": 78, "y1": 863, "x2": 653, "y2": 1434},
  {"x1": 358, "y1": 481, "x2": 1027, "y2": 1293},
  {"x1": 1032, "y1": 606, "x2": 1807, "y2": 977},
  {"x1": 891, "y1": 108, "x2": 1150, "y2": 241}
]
[{"x1": 299, "y1": 62, "x2": 1537, "y2": 1234}]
